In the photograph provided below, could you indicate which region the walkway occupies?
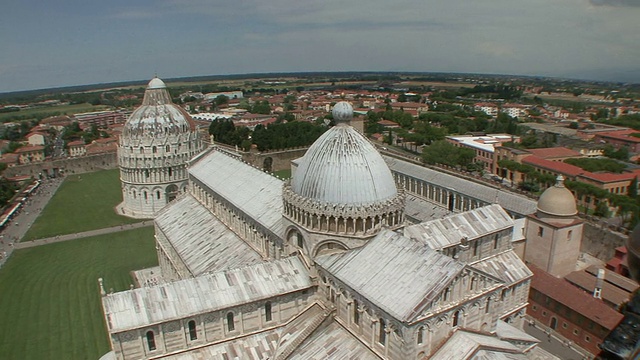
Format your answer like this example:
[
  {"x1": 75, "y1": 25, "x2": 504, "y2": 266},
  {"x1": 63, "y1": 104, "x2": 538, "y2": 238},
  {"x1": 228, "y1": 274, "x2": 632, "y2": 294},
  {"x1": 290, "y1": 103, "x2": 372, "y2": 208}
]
[{"x1": 14, "y1": 221, "x2": 153, "y2": 249}]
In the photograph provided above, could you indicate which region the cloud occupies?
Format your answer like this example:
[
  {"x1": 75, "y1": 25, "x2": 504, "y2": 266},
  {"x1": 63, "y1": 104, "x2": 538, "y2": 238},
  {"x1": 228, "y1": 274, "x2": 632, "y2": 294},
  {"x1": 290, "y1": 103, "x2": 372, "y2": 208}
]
[{"x1": 589, "y1": 0, "x2": 640, "y2": 6}]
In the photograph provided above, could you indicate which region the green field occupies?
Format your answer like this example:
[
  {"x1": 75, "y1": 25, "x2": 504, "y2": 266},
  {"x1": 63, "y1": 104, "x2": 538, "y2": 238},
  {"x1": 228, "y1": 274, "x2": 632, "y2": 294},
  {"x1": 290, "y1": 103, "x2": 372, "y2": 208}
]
[
  {"x1": 0, "y1": 103, "x2": 110, "y2": 122},
  {"x1": 22, "y1": 170, "x2": 141, "y2": 241},
  {"x1": 0, "y1": 227, "x2": 157, "y2": 360},
  {"x1": 274, "y1": 169, "x2": 292, "y2": 179}
]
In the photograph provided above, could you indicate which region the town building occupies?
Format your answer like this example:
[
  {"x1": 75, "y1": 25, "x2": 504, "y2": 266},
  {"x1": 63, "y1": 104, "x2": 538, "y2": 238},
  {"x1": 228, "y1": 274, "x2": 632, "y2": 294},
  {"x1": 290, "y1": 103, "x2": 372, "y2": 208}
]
[
  {"x1": 447, "y1": 134, "x2": 518, "y2": 171},
  {"x1": 117, "y1": 77, "x2": 204, "y2": 219}
]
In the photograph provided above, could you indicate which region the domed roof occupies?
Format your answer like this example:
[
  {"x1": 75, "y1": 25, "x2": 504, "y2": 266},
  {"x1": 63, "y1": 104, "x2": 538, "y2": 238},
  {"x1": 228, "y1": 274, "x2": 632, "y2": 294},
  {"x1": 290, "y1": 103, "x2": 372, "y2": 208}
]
[
  {"x1": 537, "y1": 175, "x2": 577, "y2": 217},
  {"x1": 291, "y1": 102, "x2": 398, "y2": 205},
  {"x1": 123, "y1": 77, "x2": 196, "y2": 136},
  {"x1": 147, "y1": 77, "x2": 167, "y2": 90}
]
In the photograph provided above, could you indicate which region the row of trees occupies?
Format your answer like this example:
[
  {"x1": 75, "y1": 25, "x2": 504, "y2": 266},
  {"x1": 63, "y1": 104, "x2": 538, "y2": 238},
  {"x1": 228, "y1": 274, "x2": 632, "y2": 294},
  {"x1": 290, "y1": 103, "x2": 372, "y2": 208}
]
[{"x1": 208, "y1": 119, "x2": 328, "y2": 152}]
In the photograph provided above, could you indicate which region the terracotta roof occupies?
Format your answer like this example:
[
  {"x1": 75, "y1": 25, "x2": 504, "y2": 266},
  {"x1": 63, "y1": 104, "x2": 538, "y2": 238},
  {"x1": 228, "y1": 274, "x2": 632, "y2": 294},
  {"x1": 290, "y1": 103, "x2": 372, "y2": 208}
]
[
  {"x1": 14, "y1": 145, "x2": 45, "y2": 153},
  {"x1": 529, "y1": 264, "x2": 623, "y2": 329},
  {"x1": 526, "y1": 147, "x2": 582, "y2": 159},
  {"x1": 578, "y1": 171, "x2": 637, "y2": 184},
  {"x1": 522, "y1": 156, "x2": 585, "y2": 177}
]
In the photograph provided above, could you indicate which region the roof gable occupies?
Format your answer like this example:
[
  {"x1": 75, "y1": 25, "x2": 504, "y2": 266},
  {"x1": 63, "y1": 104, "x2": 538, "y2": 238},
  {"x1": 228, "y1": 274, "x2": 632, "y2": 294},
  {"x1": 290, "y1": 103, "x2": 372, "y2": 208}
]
[{"x1": 316, "y1": 229, "x2": 466, "y2": 322}]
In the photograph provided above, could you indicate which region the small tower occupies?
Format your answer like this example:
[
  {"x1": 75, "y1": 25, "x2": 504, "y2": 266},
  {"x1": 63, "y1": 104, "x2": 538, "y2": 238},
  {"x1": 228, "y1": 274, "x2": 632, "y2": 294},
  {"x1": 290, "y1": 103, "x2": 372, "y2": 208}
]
[
  {"x1": 524, "y1": 175, "x2": 584, "y2": 277},
  {"x1": 117, "y1": 77, "x2": 204, "y2": 218}
]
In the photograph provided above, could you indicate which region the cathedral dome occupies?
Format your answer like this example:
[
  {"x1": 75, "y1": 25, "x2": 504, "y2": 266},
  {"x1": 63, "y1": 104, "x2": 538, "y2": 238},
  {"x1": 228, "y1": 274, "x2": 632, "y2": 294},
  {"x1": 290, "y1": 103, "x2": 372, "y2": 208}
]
[
  {"x1": 123, "y1": 77, "x2": 196, "y2": 137},
  {"x1": 291, "y1": 102, "x2": 397, "y2": 206},
  {"x1": 536, "y1": 175, "x2": 577, "y2": 217}
]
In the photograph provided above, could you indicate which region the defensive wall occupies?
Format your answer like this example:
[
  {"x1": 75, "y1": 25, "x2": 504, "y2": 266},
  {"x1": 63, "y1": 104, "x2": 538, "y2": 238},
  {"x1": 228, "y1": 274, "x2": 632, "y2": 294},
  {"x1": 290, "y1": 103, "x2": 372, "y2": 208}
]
[{"x1": 3, "y1": 153, "x2": 118, "y2": 178}]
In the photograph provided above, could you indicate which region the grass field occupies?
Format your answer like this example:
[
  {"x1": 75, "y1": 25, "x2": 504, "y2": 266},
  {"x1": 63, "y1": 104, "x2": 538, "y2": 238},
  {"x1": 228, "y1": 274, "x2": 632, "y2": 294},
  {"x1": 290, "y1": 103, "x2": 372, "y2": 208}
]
[
  {"x1": 274, "y1": 169, "x2": 292, "y2": 179},
  {"x1": 0, "y1": 103, "x2": 110, "y2": 122},
  {"x1": 0, "y1": 227, "x2": 157, "y2": 360},
  {"x1": 22, "y1": 169, "x2": 141, "y2": 241}
]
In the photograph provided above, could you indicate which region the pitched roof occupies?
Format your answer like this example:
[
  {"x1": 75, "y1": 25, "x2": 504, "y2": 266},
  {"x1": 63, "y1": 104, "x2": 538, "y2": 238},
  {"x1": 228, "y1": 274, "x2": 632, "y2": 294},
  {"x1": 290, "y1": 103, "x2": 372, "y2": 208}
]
[
  {"x1": 526, "y1": 147, "x2": 582, "y2": 159},
  {"x1": 404, "y1": 204, "x2": 514, "y2": 250},
  {"x1": 102, "y1": 256, "x2": 312, "y2": 332},
  {"x1": 316, "y1": 229, "x2": 466, "y2": 322},
  {"x1": 384, "y1": 156, "x2": 537, "y2": 216},
  {"x1": 155, "y1": 194, "x2": 263, "y2": 276},
  {"x1": 529, "y1": 264, "x2": 623, "y2": 329},
  {"x1": 431, "y1": 330, "x2": 526, "y2": 359},
  {"x1": 189, "y1": 149, "x2": 284, "y2": 237}
]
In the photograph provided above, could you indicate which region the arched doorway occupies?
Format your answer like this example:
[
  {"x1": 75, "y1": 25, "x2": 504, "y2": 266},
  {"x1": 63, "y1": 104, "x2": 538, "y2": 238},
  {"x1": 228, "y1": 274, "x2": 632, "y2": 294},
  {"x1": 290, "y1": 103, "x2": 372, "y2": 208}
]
[
  {"x1": 263, "y1": 157, "x2": 273, "y2": 172},
  {"x1": 549, "y1": 317, "x2": 558, "y2": 330},
  {"x1": 166, "y1": 184, "x2": 179, "y2": 203}
]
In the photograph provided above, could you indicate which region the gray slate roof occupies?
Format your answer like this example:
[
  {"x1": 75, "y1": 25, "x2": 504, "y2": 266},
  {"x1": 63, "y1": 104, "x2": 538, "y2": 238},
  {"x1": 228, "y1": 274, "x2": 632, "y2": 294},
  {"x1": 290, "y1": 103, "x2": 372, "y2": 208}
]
[
  {"x1": 288, "y1": 321, "x2": 380, "y2": 360},
  {"x1": 155, "y1": 194, "x2": 263, "y2": 276},
  {"x1": 403, "y1": 204, "x2": 514, "y2": 250},
  {"x1": 102, "y1": 256, "x2": 312, "y2": 332},
  {"x1": 384, "y1": 157, "x2": 537, "y2": 216},
  {"x1": 470, "y1": 250, "x2": 532, "y2": 286},
  {"x1": 190, "y1": 149, "x2": 284, "y2": 236},
  {"x1": 316, "y1": 229, "x2": 465, "y2": 323},
  {"x1": 431, "y1": 330, "x2": 526, "y2": 359}
]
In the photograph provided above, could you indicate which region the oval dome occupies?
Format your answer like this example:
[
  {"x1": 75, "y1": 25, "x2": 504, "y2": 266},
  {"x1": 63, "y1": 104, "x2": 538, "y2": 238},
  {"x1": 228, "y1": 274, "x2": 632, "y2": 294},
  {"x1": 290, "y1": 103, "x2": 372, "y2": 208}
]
[
  {"x1": 292, "y1": 105, "x2": 397, "y2": 205},
  {"x1": 123, "y1": 77, "x2": 196, "y2": 137},
  {"x1": 537, "y1": 175, "x2": 577, "y2": 217}
]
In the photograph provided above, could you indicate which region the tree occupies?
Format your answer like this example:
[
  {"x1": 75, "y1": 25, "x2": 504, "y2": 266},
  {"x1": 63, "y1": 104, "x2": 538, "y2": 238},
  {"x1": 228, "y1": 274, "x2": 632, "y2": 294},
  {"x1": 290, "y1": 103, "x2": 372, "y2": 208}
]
[{"x1": 214, "y1": 95, "x2": 229, "y2": 106}]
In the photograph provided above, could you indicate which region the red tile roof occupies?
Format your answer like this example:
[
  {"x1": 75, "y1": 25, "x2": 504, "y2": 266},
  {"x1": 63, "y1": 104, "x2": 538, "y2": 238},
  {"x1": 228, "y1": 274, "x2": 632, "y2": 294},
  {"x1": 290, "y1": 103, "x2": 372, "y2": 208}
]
[
  {"x1": 529, "y1": 264, "x2": 623, "y2": 329},
  {"x1": 526, "y1": 147, "x2": 582, "y2": 159},
  {"x1": 522, "y1": 156, "x2": 585, "y2": 177}
]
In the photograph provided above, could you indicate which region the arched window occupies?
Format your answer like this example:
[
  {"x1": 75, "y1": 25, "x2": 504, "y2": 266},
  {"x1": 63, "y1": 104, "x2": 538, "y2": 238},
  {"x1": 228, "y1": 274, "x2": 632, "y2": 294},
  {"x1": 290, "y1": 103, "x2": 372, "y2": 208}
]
[
  {"x1": 133, "y1": 191, "x2": 137, "y2": 199},
  {"x1": 453, "y1": 310, "x2": 460, "y2": 327},
  {"x1": 145, "y1": 169, "x2": 150, "y2": 178},
  {"x1": 227, "y1": 312, "x2": 235, "y2": 332},
  {"x1": 443, "y1": 287, "x2": 451, "y2": 302},
  {"x1": 550, "y1": 317, "x2": 558, "y2": 330},
  {"x1": 146, "y1": 330, "x2": 156, "y2": 351},
  {"x1": 168, "y1": 168, "x2": 172, "y2": 177},
  {"x1": 144, "y1": 191, "x2": 148, "y2": 200},
  {"x1": 297, "y1": 233, "x2": 303, "y2": 249},
  {"x1": 353, "y1": 299, "x2": 360, "y2": 325},
  {"x1": 417, "y1": 326, "x2": 424, "y2": 345},
  {"x1": 156, "y1": 191, "x2": 161, "y2": 200},
  {"x1": 152, "y1": 146, "x2": 157, "y2": 154},
  {"x1": 139, "y1": 147, "x2": 144, "y2": 154},
  {"x1": 493, "y1": 234, "x2": 499, "y2": 249},
  {"x1": 188, "y1": 320, "x2": 197, "y2": 340},
  {"x1": 265, "y1": 302, "x2": 272, "y2": 322},
  {"x1": 166, "y1": 145, "x2": 170, "y2": 152},
  {"x1": 485, "y1": 298, "x2": 491, "y2": 313},
  {"x1": 378, "y1": 318, "x2": 386, "y2": 345},
  {"x1": 470, "y1": 277, "x2": 477, "y2": 291}
]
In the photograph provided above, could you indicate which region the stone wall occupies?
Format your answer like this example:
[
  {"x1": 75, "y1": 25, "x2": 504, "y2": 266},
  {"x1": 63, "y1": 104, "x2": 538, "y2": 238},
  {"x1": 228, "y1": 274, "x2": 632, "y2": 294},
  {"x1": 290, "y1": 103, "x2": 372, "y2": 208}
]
[
  {"x1": 3, "y1": 152, "x2": 118, "y2": 178},
  {"x1": 243, "y1": 147, "x2": 309, "y2": 173},
  {"x1": 581, "y1": 222, "x2": 627, "y2": 262}
]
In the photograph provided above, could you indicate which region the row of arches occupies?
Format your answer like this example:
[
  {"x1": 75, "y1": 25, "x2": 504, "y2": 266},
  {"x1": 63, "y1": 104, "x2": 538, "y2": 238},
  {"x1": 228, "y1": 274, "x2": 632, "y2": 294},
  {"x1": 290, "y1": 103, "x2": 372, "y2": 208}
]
[
  {"x1": 191, "y1": 180, "x2": 284, "y2": 259},
  {"x1": 120, "y1": 166, "x2": 186, "y2": 184},
  {"x1": 392, "y1": 172, "x2": 488, "y2": 213},
  {"x1": 283, "y1": 201, "x2": 403, "y2": 236}
]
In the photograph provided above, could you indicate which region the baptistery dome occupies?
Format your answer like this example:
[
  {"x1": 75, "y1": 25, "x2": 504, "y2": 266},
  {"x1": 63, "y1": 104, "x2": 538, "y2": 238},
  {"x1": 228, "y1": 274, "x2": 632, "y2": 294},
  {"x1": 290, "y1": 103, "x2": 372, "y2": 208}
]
[
  {"x1": 291, "y1": 102, "x2": 398, "y2": 205},
  {"x1": 123, "y1": 77, "x2": 196, "y2": 138},
  {"x1": 536, "y1": 175, "x2": 577, "y2": 217},
  {"x1": 117, "y1": 77, "x2": 204, "y2": 219}
]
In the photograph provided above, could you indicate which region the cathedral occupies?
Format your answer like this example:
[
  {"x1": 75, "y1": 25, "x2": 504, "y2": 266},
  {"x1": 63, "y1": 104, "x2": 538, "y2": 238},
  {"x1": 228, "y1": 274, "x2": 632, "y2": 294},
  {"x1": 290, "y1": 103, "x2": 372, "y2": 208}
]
[{"x1": 100, "y1": 78, "x2": 583, "y2": 359}]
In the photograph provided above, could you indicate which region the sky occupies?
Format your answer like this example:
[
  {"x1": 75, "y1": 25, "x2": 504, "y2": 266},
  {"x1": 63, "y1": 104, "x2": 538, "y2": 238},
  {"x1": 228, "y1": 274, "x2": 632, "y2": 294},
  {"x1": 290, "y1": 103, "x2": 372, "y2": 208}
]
[{"x1": 1, "y1": 0, "x2": 640, "y2": 93}]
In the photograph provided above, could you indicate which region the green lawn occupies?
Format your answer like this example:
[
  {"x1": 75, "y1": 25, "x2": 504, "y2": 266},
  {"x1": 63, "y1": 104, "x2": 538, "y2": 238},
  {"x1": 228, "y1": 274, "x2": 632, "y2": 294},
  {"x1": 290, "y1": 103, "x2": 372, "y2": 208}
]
[
  {"x1": 274, "y1": 169, "x2": 292, "y2": 179},
  {"x1": 0, "y1": 227, "x2": 157, "y2": 360},
  {"x1": 22, "y1": 169, "x2": 141, "y2": 241}
]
